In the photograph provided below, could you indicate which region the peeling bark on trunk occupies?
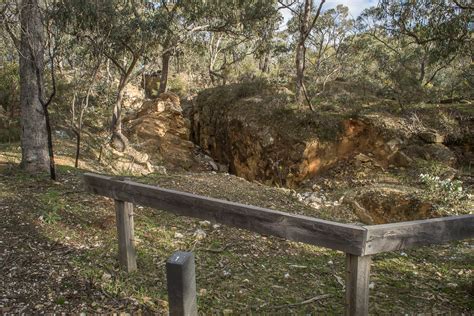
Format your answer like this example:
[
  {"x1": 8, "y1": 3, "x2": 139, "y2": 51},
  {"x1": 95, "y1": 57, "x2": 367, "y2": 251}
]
[
  {"x1": 19, "y1": 0, "x2": 50, "y2": 173},
  {"x1": 159, "y1": 51, "x2": 171, "y2": 94},
  {"x1": 295, "y1": 40, "x2": 306, "y2": 102}
]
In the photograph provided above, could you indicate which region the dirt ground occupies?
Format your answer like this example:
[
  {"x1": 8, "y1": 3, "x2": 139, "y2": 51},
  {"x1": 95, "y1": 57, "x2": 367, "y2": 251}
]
[{"x1": 0, "y1": 142, "x2": 473, "y2": 314}]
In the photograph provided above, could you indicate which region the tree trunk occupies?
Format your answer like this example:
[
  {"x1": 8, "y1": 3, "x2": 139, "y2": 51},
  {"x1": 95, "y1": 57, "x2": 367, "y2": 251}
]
[
  {"x1": 159, "y1": 51, "x2": 171, "y2": 94},
  {"x1": 176, "y1": 54, "x2": 181, "y2": 73},
  {"x1": 19, "y1": 0, "x2": 50, "y2": 173},
  {"x1": 294, "y1": 0, "x2": 325, "y2": 108},
  {"x1": 43, "y1": 103, "x2": 56, "y2": 180},
  {"x1": 419, "y1": 59, "x2": 426, "y2": 84},
  {"x1": 110, "y1": 80, "x2": 129, "y2": 151},
  {"x1": 111, "y1": 82, "x2": 125, "y2": 135},
  {"x1": 295, "y1": 0, "x2": 312, "y2": 103},
  {"x1": 295, "y1": 40, "x2": 306, "y2": 102},
  {"x1": 260, "y1": 53, "x2": 270, "y2": 73},
  {"x1": 108, "y1": 52, "x2": 139, "y2": 152},
  {"x1": 74, "y1": 129, "x2": 80, "y2": 168}
]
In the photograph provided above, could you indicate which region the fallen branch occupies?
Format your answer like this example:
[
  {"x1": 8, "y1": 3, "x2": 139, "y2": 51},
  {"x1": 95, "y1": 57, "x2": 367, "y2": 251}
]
[
  {"x1": 61, "y1": 190, "x2": 86, "y2": 195},
  {"x1": 270, "y1": 294, "x2": 331, "y2": 309},
  {"x1": 200, "y1": 242, "x2": 240, "y2": 253}
]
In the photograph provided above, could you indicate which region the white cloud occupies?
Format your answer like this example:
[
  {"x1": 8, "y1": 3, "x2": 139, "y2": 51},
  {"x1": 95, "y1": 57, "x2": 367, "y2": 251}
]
[
  {"x1": 324, "y1": 0, "x2": 376, "y2": 18},
  {"x1": 280, "y1": 0, "x2": 376, "y2": 30}
]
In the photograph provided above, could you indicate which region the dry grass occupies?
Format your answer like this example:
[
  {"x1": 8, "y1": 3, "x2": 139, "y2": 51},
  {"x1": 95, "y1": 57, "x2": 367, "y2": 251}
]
[{"x1": 0, "y1": 141, "x2": 472, "y2": 314}]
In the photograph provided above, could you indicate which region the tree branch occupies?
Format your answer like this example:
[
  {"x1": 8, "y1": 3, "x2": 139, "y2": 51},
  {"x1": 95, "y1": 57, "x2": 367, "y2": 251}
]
[
  {"x1": 303, "y1": 0, "x2": 326, "y2": 41},
  {"x1": 277, "y1": 0, "x2": 298, "y2": 15}
]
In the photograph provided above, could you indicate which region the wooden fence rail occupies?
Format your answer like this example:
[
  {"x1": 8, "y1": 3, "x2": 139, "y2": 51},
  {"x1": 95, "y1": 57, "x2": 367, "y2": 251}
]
[{"x1": 83, "y1": 172, "x2": 474, "y2": 316}]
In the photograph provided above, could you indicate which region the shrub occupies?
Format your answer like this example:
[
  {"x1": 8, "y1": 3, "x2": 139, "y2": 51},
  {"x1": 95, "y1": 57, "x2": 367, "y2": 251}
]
[{"x1": 169, "y1": 73, "x2": 190, "y2": 97}]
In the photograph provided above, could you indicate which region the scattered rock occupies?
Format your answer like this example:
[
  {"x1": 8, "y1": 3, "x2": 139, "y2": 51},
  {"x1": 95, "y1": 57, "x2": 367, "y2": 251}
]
[
  {"x1": 386, "y1": 138, "x2": 403, "y2": 152},
  {"x1": 199, "y1": 220, "x2": 211, "y2": 227},
  {"x1": 354, "y1": 153, "x2": 371, "y2": 164},
  {"x1": 419, "y1": 130, "x2": 444, "y2": 144},
  {"x1": 208, "y1": 160, "x2": 219, "y2": 171},
  {"x1": 154, "y1": 165, "x2": 167, "y2": 175},
  {"x1": 101, "y1": 272, "x2": 112, "y2": 282},
  {"x1": 193, "y1": 229, "x2": 207, "y2": 240},
  {"x1": 388, "y1": 150, "x2": 412, "y2": 167},
  {"x1": 403, "y1": 144, "x2": 457, "y2": 166}
]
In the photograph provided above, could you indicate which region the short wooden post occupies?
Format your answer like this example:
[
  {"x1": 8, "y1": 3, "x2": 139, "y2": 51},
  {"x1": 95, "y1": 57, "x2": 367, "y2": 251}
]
[
  {"x1": 345, "y1": 253, "x2": 371, "y2": 316},
  {"x1": 115, "y1": 200, "x2": 137, "y2": 272},
  {"x1": 166, "y1": 251, "x2": 198, "y2": 316}
]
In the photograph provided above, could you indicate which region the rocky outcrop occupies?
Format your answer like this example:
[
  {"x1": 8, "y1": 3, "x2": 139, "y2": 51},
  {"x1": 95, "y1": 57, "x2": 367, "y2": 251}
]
[
  {"x1": 193, "y1": 84, "x2": 351, "y2": 186},
  {"x1": 192, "y1": 84, "x2": 473, "y2": 188},
  {"x1": 125, "y1": 92, "x2": 196, "y2": 170},
  {"x1": 344, "y1": 185, "x2": 434, "y2": 224}
]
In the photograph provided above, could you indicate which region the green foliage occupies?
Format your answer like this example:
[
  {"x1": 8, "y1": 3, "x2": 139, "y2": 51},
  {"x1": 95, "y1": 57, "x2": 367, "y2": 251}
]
[
  {"x1": 353, "y1": 0, "x2": 472, "y2": 104},
  {"x1": 0, "y1": 62, "x2": 20, "y2": 142},
  {"x1": 0, "y1": 62, "x2": 19, "y2": 112},
  {"x1": 168, "y1": 73, "x2": 190, "y2": 97},
  {"x1": 38, "y1": 188, "x2": 65, "y2": 224}
]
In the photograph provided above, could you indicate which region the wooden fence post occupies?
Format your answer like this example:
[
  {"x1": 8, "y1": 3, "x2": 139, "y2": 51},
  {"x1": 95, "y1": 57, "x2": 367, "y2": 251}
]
[
  {"x1": 115, "y1": 200, "x2": 137, "y2": 272},
  {"x1": 345, "y1": 253, "x2": 371, "y2": 316},
  {"x1": 166, "y1": 251, "x2": 198, "y2": 316}
]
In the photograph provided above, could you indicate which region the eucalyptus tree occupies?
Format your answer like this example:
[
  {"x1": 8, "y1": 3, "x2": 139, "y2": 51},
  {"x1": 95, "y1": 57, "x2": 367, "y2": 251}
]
[
  {"x1": 57, "y1": 0, "x2": 159, "y2": 151},
  {"x1": 153, "y1": 0, "x2": 279, "y2": 91},
  {"x1": 280, "y1": 0, "x2": 326, "y2": 109},
  {"x1": 255, "y1": 13, "x2": 282, "y2": 74},
  {"x1": 306, "y1": 5, "x2": 354, "y2": 96},
  {"x1": 2, "y1": 0, "x2": 58, "y2": 178},
  {"x1": 62, "y1": 42, "x2": 103, "y2": 168},
  {"x1": 359, "y1": 0, "x2": 472, "y2": 99},
  {"x1": 204, "y1": 18, "x2": 280, "y2": 84}
]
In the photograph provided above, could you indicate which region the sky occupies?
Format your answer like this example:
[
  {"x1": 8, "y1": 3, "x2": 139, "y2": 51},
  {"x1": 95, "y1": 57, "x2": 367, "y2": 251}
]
[
  {"x1": 280, "y1": 0, "x2": 377, "y2": 29},
  {"x1": 324, "y1": 0, "x2": 377, "y2": 18}
]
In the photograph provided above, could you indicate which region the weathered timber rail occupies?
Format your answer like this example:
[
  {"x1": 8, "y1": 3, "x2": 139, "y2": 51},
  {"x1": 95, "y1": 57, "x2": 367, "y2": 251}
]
[{"x1": 83, "y1": 173, "x2": 474, "y2": 316}]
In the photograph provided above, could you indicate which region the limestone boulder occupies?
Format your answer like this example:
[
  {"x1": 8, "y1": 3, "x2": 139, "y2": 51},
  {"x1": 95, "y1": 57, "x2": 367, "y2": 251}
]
[
  {"x1": 418, "y1": 130, "x2": 445, "y2": 144},
  {"x1": 403, "y1": 143, "x2": 457, "y2": 166},
  {"x1": 125, "y1": 92, "x2": 196, "y2": 170},
  {"x1": 345, "y1": 185, "x2": 434, "y2": 224}
]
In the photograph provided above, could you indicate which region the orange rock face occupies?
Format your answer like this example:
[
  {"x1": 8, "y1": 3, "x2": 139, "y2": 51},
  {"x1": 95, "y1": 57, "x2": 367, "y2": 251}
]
[{"x1": 125, "y1": 92, "x2": 196, "y2": 170}]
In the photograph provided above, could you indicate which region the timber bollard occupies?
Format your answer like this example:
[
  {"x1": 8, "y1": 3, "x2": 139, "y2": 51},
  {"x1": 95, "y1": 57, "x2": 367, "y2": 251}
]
[
  {"x1": 345, "y1": 254, "x2": 371, "y2": 316},
  {"x1": 115, "y1": 200, "x2": 137, "y2": 272},
  {"x1": 166, "y1": 251, "x2": 198, "y2": 316}
]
